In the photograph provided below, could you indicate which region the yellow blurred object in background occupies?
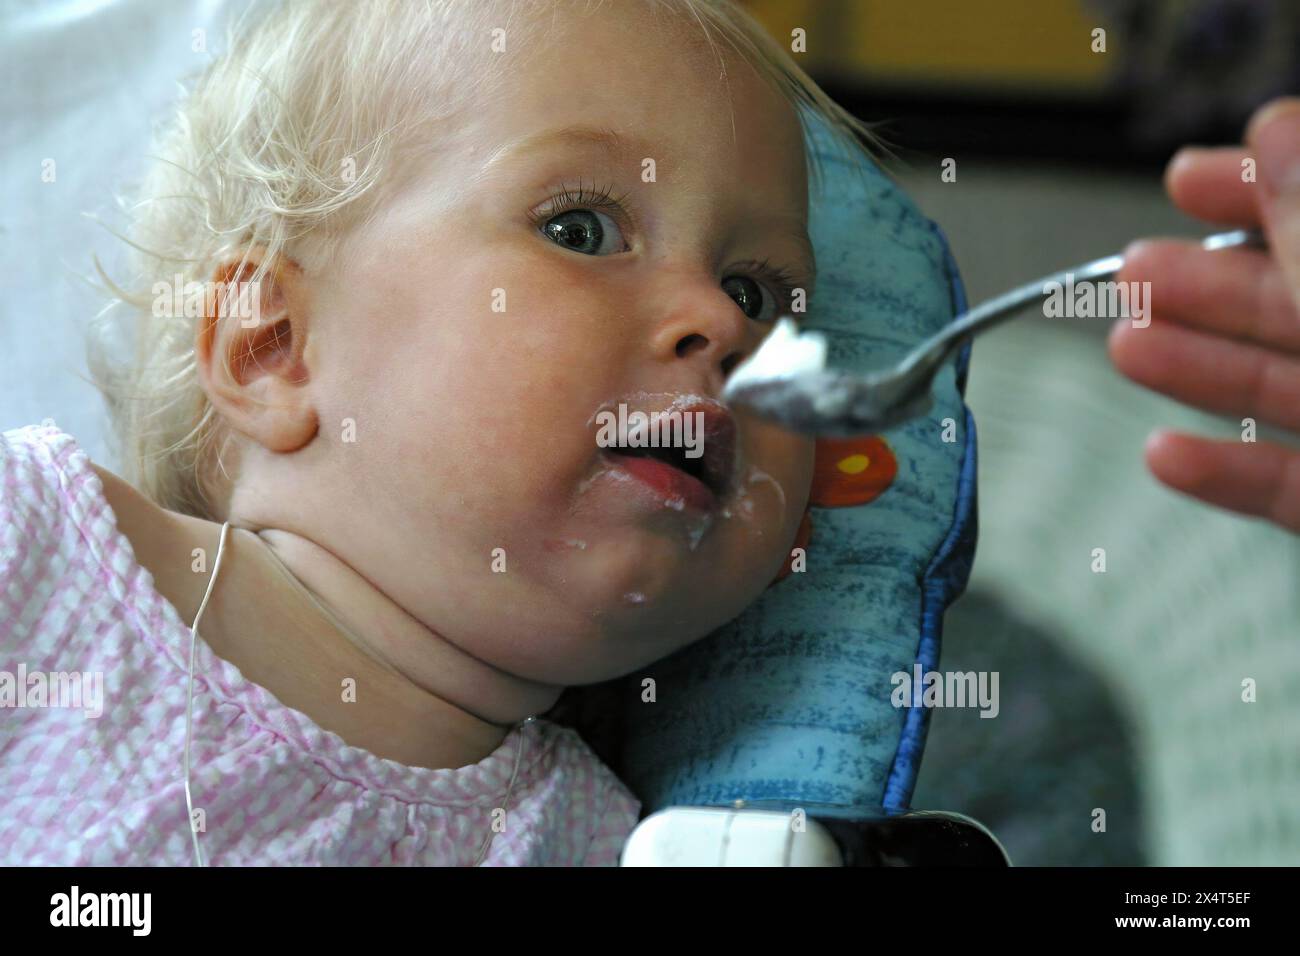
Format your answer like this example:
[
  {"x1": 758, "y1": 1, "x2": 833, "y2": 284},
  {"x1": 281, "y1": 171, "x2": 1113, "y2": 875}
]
[{"x1": 743, "y1": 0, "x2": 1115, "y2": 94}]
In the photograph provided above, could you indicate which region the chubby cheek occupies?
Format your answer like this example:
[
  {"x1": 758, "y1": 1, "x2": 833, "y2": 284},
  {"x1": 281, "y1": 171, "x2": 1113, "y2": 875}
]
[
  {"x1": 357, "y1": 254, "x2": 622, "y2": 542},
  {"x1": 378, "y1": 368, "x2": 594, "y2": 557}
]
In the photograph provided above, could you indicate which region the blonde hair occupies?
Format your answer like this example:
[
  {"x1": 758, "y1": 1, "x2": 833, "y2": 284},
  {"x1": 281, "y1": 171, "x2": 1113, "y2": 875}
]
[{"x1": 86, "y1": 0, "x2": 884, "y2": 521}]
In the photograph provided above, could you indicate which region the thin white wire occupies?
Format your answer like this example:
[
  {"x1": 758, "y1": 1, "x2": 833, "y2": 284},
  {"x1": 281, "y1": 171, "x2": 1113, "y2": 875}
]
[
  {"x1": 185, "y1": 520, "x2": 231, "y2": 867},
  {"x1": 183, "y1": 521, "x2": 534, "y2": 867},
  {"x1": 473, "y1": 716, "x2": 535, "y2": 866}
]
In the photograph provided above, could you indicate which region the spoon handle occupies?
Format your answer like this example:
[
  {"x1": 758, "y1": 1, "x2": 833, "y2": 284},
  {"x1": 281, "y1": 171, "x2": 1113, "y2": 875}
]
[{"x1": 900, "y1": 228, "x2": 1268, "y2": 379}]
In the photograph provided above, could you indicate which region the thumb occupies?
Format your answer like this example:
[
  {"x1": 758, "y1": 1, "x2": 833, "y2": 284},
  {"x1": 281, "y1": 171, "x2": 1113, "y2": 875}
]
[{"x1": 1247, "y1": 97, "x2": 1300, "y2": 306}]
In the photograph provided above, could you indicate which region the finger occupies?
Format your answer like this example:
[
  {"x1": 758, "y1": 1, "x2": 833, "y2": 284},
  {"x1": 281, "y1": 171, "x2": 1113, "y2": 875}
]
[
  {"x1": 1108, "y1": 316, "x2": 1300, "y2": 431},
  {"x1": 1145, "y1": 430, "x2": 1300, "y2": 533},
  {"x1": 1246, "y1": 98, "x2": 1300, "y2": 307},
  {"x1": 1118, "y1": 239, "x2": 1300, "y2": 353},
  {"x1": 1165, "y1": 147, "x2": 1260, "y2": 227}
]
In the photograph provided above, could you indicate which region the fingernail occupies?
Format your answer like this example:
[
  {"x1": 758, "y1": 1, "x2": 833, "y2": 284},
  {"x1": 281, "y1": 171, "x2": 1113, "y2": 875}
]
[
  {"x1": 1122, "y1": 239, "x2": 1153, "y2": 261},
  {"x1": 1247, "y1": 98, "x2": 1300, "y2": 195},
  {"x1": 1167, "y1": 146, "x2": 1211, "y2": 172},
  {"x1": 1119, "y1": 239, "x2": 1155, "y2": 280}
]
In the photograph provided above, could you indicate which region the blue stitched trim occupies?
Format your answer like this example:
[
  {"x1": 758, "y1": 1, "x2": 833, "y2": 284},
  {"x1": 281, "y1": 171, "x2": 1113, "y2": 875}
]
[{"x1": 881, "y1": 221, "x2": 980, "y2": 811}]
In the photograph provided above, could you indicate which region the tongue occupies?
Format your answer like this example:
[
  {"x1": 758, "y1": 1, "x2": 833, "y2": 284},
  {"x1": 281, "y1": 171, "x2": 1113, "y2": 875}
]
[
  {"x1": 613, "y1": 452, "x2": 717, "y2": 511},
  {"x1": 616, "y1": 444, "x2": 686, "y2": 467}
]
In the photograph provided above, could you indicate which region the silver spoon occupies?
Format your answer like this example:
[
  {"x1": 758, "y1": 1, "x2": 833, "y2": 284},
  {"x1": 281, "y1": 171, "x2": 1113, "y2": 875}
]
[{"x1": 722, "y1": 228, "x2": 1267, "y2": 437}]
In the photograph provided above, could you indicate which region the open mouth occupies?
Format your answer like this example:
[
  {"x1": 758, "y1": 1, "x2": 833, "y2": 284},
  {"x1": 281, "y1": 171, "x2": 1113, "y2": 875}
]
[{"x1": 598, "y1": 399, "x2": 737, "y2": 511}]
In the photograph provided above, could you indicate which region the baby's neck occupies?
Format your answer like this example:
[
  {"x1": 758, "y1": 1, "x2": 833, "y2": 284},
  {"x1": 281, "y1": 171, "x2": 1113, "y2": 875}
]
[{"x1": 163, "y1": 513, "x2": 560, "y2": 770}]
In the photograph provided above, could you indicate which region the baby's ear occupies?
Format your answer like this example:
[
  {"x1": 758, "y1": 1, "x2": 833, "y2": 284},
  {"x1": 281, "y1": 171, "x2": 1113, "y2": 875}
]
[{"x1": 195, "y1": 248, "x2": 319, "y2": 454}]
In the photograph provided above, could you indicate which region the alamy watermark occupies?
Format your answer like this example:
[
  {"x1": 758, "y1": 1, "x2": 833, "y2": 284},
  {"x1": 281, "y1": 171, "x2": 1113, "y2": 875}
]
[
  {"x1": 891, "y1": 664, "x2": 999, "y2": 718},
  {"x1": 1043, "y1": 274, "x2": 1151, "y2": 328},
  {"x1": 50, "y1": 886, "x2": 150, "y2": 935},
  {"x1": 0, "y1": 665, "x2": 103, "y2": 718},
  {"x1": 152, "y1": 274, "x2": 261, "y2": 327},
  {"x1": 594, "y1": 404, "x2": 705, "y2": 457}
]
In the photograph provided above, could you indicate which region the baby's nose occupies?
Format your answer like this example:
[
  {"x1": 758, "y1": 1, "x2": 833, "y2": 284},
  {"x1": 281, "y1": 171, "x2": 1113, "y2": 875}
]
[{"x1": 651, "y1": 289, "x2": 750, "y2": 389}]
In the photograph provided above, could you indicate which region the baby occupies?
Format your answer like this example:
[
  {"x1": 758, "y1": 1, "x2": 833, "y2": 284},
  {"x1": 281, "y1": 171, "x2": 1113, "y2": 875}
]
[{"x1": 0, "y1": 0, "x2": 878, "y2": 864}]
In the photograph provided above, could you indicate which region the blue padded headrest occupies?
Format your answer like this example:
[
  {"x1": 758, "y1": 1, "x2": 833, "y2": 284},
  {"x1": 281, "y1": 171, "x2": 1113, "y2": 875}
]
[{"x1": 564, "y1": 109, "x2": 978, "y2": 815}]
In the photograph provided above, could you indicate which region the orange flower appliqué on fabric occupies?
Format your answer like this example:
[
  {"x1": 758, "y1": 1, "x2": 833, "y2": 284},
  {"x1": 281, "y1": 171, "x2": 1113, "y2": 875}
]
[
  {"x1": 809, "y1": 435, "x2": 899, "y2": 508},
  {"x1": 769, "y1": 435, "x2": 899, "y2": 586}
]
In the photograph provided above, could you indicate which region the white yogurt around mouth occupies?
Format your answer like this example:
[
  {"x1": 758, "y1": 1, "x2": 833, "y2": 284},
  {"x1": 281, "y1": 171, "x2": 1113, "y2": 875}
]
[{"x1": 721, "y1": 317, "x2": 828, "y2": 397}]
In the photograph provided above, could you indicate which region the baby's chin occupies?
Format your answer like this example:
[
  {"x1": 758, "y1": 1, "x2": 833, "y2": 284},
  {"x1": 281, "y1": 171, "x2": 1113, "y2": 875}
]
[
  {"x1": 534, "y1": 532, "x2": 773, "y2": 651},
  {"x1": 458, "y1": 520, "x2": 785, "y2": 686},
  {"x1": 469, "y1": 456, "x2": 796, "y2": 679}
]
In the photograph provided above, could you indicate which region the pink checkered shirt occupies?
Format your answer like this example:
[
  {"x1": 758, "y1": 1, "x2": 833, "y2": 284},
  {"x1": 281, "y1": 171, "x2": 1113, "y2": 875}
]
[{"x1": 0, "y1": 422, "x2": 640, "y2": 865}]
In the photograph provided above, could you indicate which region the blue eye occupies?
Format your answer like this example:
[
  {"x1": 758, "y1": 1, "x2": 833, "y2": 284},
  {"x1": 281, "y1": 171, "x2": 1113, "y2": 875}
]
[
  {"x1": 532, "y1": 182, "x2": 630, "y2": 256},
  {"x1": 530, "y1": 183, "x2": 809, "y2": 322},
  {"x1": 539, "y1": 208, "x2": 626, "y2": 256}
]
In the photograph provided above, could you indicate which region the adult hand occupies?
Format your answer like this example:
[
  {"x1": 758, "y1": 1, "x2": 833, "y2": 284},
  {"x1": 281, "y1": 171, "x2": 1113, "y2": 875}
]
[{"x1": 1109, "y1": 97, "x2": 1300, "y2": 533}]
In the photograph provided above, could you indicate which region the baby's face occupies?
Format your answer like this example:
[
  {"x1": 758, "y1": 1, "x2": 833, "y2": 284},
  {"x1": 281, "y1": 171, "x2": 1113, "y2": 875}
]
[{"x1": 302, "y1": 5, "x2": 814, "y2": 684}]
